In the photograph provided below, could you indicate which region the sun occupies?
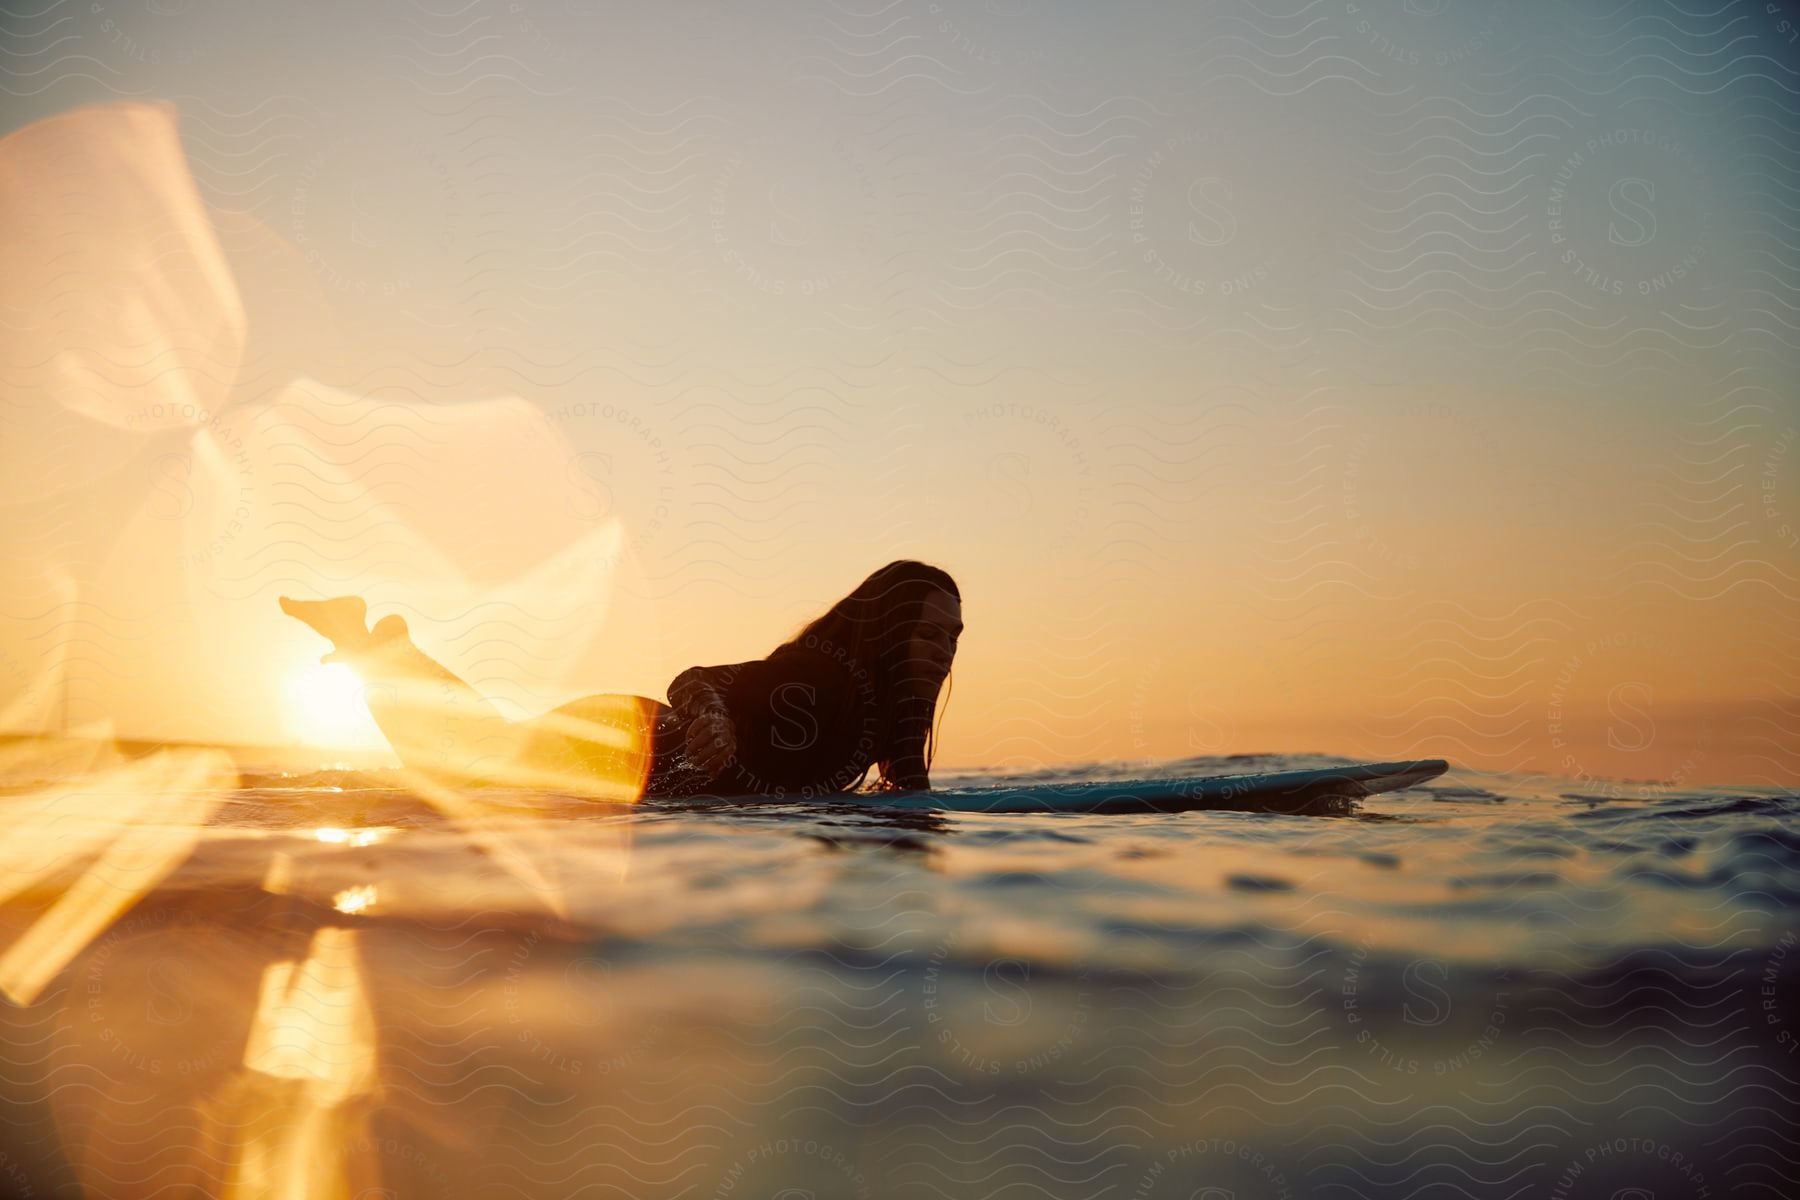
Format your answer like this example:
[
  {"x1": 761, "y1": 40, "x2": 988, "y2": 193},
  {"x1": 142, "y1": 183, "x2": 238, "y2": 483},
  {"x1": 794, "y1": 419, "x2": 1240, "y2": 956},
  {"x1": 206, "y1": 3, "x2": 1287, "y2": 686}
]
[{"x1": 283, "y1": 662, "x2": 387, "y2": 751}]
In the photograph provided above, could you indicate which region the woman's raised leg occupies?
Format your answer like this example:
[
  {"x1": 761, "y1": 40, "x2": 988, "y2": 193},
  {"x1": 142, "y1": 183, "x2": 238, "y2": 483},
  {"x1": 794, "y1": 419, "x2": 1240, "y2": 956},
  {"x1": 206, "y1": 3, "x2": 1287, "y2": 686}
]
[
  {"x1": 280, "y1": 597, "x2": 521, "y2": 783},
  {"x1": 280, "y1": 597, "x2": 659, "y2": 799}
]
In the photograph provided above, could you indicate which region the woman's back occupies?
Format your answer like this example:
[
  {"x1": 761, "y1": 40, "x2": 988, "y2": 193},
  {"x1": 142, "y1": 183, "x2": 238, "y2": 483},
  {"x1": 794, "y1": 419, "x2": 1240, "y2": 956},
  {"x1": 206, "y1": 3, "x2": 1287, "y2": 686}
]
[{"x1": 651, "y1": 642, "x2": 882, "y2": 799}]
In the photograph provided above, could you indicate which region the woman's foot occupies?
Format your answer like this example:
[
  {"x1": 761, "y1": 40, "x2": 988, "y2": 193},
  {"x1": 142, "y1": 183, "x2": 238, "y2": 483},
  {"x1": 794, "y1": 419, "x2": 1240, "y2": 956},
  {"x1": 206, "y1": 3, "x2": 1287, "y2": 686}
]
[{"x1": 279, "y1": 595, "x2": 371, "y2": 654}]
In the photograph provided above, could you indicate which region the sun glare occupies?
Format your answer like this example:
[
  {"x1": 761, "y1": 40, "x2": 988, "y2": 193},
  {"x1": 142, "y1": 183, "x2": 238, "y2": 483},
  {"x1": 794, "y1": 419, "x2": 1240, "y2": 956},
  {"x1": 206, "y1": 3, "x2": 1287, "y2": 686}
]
[{"x1": 283, "y1": 662, "x2": 386, "y2": 751}]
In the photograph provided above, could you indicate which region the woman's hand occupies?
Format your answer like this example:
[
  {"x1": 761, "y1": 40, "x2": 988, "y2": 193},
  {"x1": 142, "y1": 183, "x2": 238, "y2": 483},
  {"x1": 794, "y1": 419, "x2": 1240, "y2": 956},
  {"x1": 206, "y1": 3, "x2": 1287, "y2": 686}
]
[
  {"x1": 669, "y1": 666, "x2": 739, "y2": 778},
  {"x1": 685, "y1": 706, "x2": 737, "y2": 777}
]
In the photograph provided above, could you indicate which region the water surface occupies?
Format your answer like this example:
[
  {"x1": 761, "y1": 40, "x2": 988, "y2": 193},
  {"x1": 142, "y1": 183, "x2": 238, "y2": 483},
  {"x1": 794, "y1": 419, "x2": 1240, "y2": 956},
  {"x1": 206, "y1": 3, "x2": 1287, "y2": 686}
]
[{"x1": 1, "y1": 754, "x2": 1794, "y2": 1198}]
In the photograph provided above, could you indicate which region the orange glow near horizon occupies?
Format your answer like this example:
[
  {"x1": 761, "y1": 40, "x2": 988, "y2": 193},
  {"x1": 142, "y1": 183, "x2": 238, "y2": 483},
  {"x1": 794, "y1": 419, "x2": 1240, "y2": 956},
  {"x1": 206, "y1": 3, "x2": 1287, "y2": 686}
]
[{"x1": 0, "y1": 96, "x2": 1793, "y2": 790}]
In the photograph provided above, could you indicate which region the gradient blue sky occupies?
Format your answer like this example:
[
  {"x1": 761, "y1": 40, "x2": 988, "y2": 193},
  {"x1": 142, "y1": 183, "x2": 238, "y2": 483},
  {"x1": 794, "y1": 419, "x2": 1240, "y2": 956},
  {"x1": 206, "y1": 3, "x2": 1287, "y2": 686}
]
[{"x1": 1, "y1": 0, "x2": 1795, "y2": 786}]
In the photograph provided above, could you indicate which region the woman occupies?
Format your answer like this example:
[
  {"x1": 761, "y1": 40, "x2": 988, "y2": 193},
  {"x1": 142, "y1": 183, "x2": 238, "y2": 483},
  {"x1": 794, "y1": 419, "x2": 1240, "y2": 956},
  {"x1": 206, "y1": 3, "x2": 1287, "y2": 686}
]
[{"x1": 280, "y1": 560, "x2": 962, "y2": 800}]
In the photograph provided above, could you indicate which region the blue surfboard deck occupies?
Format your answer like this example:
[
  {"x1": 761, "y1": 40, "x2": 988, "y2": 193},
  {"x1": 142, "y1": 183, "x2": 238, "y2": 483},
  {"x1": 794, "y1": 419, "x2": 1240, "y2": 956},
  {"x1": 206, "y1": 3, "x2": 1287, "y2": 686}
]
[{"x1": 662, "y1": 759, "x2": 1449, "y2": 815}]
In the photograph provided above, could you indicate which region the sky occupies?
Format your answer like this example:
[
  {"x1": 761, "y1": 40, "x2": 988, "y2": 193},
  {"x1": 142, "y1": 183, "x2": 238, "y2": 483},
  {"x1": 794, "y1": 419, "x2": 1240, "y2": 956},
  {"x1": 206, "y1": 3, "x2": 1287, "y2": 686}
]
[{"x1": 0, "y1": 0, "x2": 1796, "y2": 787}]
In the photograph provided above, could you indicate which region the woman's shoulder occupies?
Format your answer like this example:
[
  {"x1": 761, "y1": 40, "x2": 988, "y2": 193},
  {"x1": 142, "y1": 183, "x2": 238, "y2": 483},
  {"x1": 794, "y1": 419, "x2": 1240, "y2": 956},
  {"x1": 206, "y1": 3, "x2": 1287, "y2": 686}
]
[
  {"x1": 676, "y1": 640, "x2": 879, "y2": 711},
  {"x1": 769, "y1": 639, "x2": 880, "y2": 692}
]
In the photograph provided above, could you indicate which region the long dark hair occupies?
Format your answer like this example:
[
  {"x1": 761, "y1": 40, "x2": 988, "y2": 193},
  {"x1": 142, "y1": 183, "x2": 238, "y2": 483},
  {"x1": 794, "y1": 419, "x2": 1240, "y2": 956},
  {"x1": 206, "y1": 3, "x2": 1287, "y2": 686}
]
[{"x1": 772, "y1": 559, "x2": 959, "y2": 786}]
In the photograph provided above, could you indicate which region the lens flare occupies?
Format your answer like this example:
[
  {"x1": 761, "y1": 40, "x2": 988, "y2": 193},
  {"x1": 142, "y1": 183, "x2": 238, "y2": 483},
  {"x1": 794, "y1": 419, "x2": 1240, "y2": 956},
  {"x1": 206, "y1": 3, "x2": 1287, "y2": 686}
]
[{"x1": 283, "y1": 662, "x2": 386, "y2": 752}]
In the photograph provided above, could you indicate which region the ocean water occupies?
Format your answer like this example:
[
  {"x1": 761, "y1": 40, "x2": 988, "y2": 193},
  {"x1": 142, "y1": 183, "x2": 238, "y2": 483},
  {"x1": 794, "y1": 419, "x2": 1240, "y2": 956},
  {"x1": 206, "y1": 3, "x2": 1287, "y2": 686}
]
[{"x1": 1, "y1": 754, "x2": 1796, "y2": 1199}]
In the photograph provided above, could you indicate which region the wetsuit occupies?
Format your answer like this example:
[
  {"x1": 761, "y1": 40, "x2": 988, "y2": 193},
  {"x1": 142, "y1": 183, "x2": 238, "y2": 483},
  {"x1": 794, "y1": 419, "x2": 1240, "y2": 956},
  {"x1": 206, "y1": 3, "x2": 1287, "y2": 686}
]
[{"x1": 645, "y1": 641, "x2": 928, "y2": 798}]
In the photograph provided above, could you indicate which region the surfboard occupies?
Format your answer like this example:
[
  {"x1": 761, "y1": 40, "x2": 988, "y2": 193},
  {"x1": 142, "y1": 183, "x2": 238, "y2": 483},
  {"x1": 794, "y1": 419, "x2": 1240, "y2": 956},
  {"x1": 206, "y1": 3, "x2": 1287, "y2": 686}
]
[
  {"x1": 872, "y1": 758, "x2": 1450, "y2": 814},
  {"x1": 660, "y1": 759, "x2": 1449, "y2": 815}
]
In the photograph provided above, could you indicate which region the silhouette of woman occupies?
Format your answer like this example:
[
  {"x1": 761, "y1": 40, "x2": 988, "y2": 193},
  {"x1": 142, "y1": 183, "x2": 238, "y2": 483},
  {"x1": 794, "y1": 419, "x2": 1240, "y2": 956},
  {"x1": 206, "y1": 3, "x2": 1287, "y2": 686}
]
[{"x1": 280, "y1": 560, "x2": 962, "y2": 799}]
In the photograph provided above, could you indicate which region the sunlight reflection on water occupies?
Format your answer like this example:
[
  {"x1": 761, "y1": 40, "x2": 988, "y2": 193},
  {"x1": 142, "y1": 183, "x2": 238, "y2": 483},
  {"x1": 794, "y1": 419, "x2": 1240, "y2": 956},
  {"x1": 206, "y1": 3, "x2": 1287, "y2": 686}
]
[{"x1": 0, "y1": 747, "x2": 1795, "y2": 1197}]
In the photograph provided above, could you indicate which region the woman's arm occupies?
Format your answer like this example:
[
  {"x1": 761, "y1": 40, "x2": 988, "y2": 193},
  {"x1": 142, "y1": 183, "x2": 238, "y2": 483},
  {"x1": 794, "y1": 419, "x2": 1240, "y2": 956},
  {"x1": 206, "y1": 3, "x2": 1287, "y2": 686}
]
[
  {"x1": 876, "y1": 755, "x2": 930, "y2": 792},
  {"x1": 668, "y1": 664, "x2": 745, "y2": 777},
  {"x1": 668, "y1": 664, "x2": 731, "y2": 719}
]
